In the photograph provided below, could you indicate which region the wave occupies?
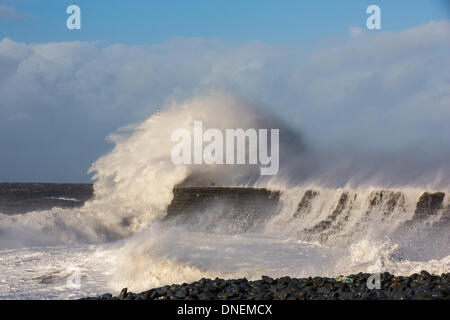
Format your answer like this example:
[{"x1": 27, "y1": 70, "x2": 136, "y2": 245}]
[{"x1": 0, "y1": 91, "x2": 449, "y2": 294}]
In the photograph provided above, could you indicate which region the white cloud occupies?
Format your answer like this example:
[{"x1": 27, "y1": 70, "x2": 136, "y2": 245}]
[
  {"x1": 0, "y1": 20, "x2": 449, "y2": 182},
  {"x1": 348, "y1": 26, "x2": 364, "y2": 38}
]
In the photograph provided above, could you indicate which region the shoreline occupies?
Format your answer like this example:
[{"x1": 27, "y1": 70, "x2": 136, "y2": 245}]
[{"x1": 83, "y1": 271, "x2": 449, "y2": 300}]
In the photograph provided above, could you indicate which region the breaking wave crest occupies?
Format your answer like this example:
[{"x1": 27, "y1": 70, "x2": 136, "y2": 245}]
[{"x1": 0, "y1": 91, "x2": 449, "y2": 296}]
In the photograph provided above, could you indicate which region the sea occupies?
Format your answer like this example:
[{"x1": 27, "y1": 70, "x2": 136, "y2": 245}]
[{"x1": 1, "y1": 95, "x2": 448, "y2": 299}]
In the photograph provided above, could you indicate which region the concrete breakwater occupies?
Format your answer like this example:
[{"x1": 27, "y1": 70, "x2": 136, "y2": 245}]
[
  {"x1": 167, "y1": 187, "x2": 449, "y2": 221},
  {"x1": 1, "y1": 183, "x2": 449, "y2": 229},
  {"x1": 164, "y1": 186, "x2": 450, "y2": 231},
  {"x1": 165, "y1": 186, "x2": 281, "y2": 230}
]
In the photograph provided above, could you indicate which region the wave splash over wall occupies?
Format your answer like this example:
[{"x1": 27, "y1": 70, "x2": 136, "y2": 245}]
[{"x1": 0, "y1": 91, "x2": 449, "y2": 295}]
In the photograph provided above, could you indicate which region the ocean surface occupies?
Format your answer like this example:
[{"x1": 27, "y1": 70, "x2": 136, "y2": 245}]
[
  {"x1": 0, "y1": 182, "x2": 448, "y2": 299},
  {"x1": 1, "y1": 97, "x2": 449, "y2": 299}
]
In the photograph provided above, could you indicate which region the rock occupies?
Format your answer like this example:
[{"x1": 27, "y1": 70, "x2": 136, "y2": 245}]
[
  {"x1": 312, "y1": 277, "x2": 324, "y2": 288},
  {"x1": 175, "y1": 289, "x2": 187, "y2": 299},
  {"x1": 83, "y1": 271, "x2": 448, "y2": 301},
  {"x1": 143, "y1": 290, "x2": 156, "y2": 300},
  {"x1": 156, "y1": 286, "x2": 169, "y2": 296},
  {"x1": 420, "y1": 270, "x2": 431, "y2": 280},
  {"x1": 217, "y1": 292, "x2": 229, "y2": 299},
  {"x1": 390, "y1": 292, "x2": 409, "y2": 300},
  {"x1": 197, "y1": 293, "x2": 211, "y2": 300},
  {"x1": 413, "y1": 192, "x2": 445, "y2": 220},
  {"x1": 412, "y1": 292, "x2": 432, "y2": 300},
  {"x1": 119, "y1": 288, "x2": 128, "y2": 300},
  {"x1": 388, "y1": 283, "x2": 402, "y2": 291},
  {"x1": 253, "y1": 292, "x2": 265, "y2": 300},
  {"x1": 435, "y1": 284, "x2": 449, "y2": 296},
  {"x1": 274, "y1": 289, "x2": 289, "y2": 300},
  {"x1": 261, "y1": 275, "x2": 275, "y2": 285},
  {"x1": 391, "y1": 276, "x2": 403, "y2": 283}
]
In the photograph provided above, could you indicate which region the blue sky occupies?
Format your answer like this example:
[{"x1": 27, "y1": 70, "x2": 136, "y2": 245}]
[
  {"x1": 0, "y1": 1, "x2": 449, "y2": 183},
  {"x1": 1, "y1": 0, "x2": 449, "y2": 45}
]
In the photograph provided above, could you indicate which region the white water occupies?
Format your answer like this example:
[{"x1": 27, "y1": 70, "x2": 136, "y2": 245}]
[{"x1": 0, "y1": 92, "x2": 449, "y2": 299}]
